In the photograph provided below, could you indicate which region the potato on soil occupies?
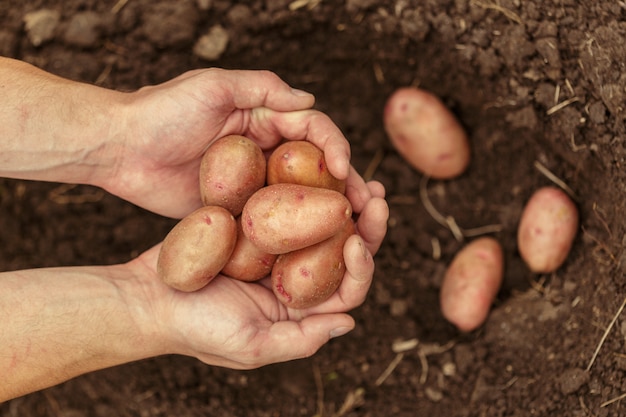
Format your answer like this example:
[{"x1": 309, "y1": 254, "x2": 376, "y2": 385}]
[
  {"x1": 267, "y1": 141, "x2": 346, "y2": 193},
  {"x1": 517, "y1": 186, "x2": 579, "y2": 273},
  {"x1": 440, "y1": 237, "x2": 504, "y2": 332},
  {"x1": 271, "y1": 220, "x2": 355, "y2": 309},
  {"x1": 241, "y1": 183, "x2": 353, "y2": 254},
  {"x1": 384, "y1": 87, "x2": 470, "y2": 179},
  {"x1": 221, "y1": 217, "x2": 277, "y2": 282},
  {"x1": 157, "y1": 205, "x2": 237, "y2": 292},
  {"x1": 199, "y1": 134, "x2": 266, "y2": 216}
]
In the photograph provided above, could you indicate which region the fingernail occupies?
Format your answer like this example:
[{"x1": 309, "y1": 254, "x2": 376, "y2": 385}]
[
  {"x1": 330, "y1": 326, "x2": 352, "y2": 338},
  {"x1": 291, "y1": 88, "x2": 314, "y2": 98},
  {"x1": 357, "y1": 236, "x2": 370, "y2": 261}
]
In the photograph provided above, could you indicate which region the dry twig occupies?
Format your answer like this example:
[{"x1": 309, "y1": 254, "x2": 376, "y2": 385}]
[
  {"x1": 586, "y1": 296, "x2": 626, "y2": 372},
  {"x1": 533, "y1": 160, "x2": 578, "y2": 201},
  {"x1": 601, "y1": 391, "x2": 626, "y2": 408},
  {"x1": 48, "y1": 184, "x2": 105, "y2": 204},
  {"x1": 111, "y1": 0, "x2": 129, "y2": 14},
  {"x1": 419, "y1": 176, "x2": 503, "y2": 242},
  {"x1": 363, "y1": 148, "x2": 385, "y2": 182},
  {"x1": 375, "y1": 352, "x2": 404, "y2": 386},
  {"x1": 471, "y1": 0, "x2": 522, "y2": 24},
  {"x1": 546, "y1": 96, "x2": 580, "y2": 116}
]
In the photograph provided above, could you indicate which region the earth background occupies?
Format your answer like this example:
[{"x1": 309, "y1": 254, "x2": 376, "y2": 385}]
[{"x1": 2, "y1": 0, "x2": 626, "y2": 416}]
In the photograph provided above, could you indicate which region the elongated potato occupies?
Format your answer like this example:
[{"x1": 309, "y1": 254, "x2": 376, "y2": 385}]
[
  {"x1": 384, "y1": 87, "x2": 470, "y2": 179},
  {"x1": 440, "y1": 237, "x2": 504, "y2": 332},
  {"x1": 241, "y1": 183, "x2": 353, "y2": 254},
  {"x1": 271, "y1": 220, "x2": 355, "y2": 309},
  {"x1": 199, "y1": 134, "x2": 266, "y2": 216},
  {"x1": 157, "y1": 205, "x2": 237, "y2": 292},
  {"x1": 517, "y1": 186, "x2": 578, "y2": 273},
  {"x1": 267, "y1": 141, "x2": 346, "y2": 193},
  {"x1": 221, "y1": 217, "x2": 278, "y2": 282}
]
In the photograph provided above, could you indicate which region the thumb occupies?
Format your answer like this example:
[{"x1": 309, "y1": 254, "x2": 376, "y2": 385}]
[{"x1": 263, "y1": 314, "x2": 355, "y2": 363}]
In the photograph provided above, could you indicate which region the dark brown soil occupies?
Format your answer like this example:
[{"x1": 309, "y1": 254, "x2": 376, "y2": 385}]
[{"x1": 2, "y1": 1, "x2": 626, "y2": 416}]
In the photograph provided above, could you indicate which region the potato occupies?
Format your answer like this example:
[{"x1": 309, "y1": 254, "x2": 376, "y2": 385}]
[
  {"x1": 199, "y1": 134, "x2": 266, "y2": 216},
  {"x1": 271, "y1": 220, "x2": 355, "y2": 309},
  {"x1": 383, "y1": 87, "x2": 470, "y2": 179},
  {"x1": 517, "y1": 186, "x2": 579, "y2": 273},
  {"x1": 221, "y1": 217, "x2": 278, "y2": 282},
  {"x1": 267, "y1": 141, "x2": 346, "y2": 193},
  {"x1": 241, "y1": 183, "x2": 353, "y2": 254},
  {"x1": 440, "y1": 237, "x2": 504, "y2": 332},
  {"x1": 157, "y1": 205, "x2": 237, "y2": 292}
]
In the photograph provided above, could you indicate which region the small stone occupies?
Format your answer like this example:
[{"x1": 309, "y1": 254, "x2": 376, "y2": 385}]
[
  {"x1": 193, "y1": 25, "x2": 229, "y2": 61},
  {"x1": 389, "y1": 299, "x2": 408, "y2": 317},
  {"x1": 23, "y1": 9, "x2": 60, "y2": 47},
  {"x1": 143, "y1": 1, "x2": 199, "y2": 48},
  {"x1": 425, "y1": 387, "x2": 444, "y2": 402},
  {"x1": 558, "y1": 368, "x2": 589, "y2": 395},
  {"x1": 63, "y1": 11, "x2": 103, "y2": 48},
  {"x1": 197, "y1": 0, "x2": 213, "y2": 10},
  {"x1": 346, "y1": 0, "x2": 378, "y2": 12}
]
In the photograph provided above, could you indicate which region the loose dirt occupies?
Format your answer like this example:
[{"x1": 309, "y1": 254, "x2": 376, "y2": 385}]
[{"x1": 2, "y1": 1, "x2": 626, "y2": 416}]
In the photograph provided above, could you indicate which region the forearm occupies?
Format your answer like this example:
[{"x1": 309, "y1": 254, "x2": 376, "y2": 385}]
[
  {"x1": 0, "y1": 264, "x2": 163, "y2": 401},
  {"x1": 0, "y1": 56, "x2": 126, "y2": 186}
]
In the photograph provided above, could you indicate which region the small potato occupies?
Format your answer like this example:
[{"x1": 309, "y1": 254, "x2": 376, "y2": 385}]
[
  {"x1": 267, "y1": 141, "x2": 346, "y2": 193},
  {"x1": 440, "y1": 237, "x2": 504, "y2": 332},
  {"x1": 241, "y1": 183, "x2": 353, "y2": 254},
  {"x1": 157, "y1": 205, "x2": 237, "y2": 292},
  {"x1": 221, "y1": 217, "x2": 278, "y2": 282},
  {"x1": 271, "y1": 220, "x2": 355, "y2": 309},
  {"x1": 199, "y1": 134, "x2": 266, "y2": 216},
  {"x1": 517, "y1": 186, "x2": 579, "y2": 273},
  {"x1": 384, "y1": 87, "x2": 470, "y2": 179}
]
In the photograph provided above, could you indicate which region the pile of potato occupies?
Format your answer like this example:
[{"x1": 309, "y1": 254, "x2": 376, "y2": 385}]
[
  {"x1": 157, "y1": 135, "x2": 354, "y2": 309},
  {"x1": 384, "y1": 87, "x2": 579, "y2": 332}
]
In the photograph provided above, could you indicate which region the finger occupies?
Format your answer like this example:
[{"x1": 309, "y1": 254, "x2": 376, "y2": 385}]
[
  {"x1": 345, "y1": 166, "x2": 373, "y2": 214},
  {"x1": 246, "y1": 314, "x2": 355, "y2": 366},
  {"x1": 355, "y1": 197, "x2": 389, "y2": 255},
  {"x1": 248, "y1": 108, "x2": 351, "y2": 180},
  {"x1": 367, "y1": 180, "x2": 386, "y2": 199},
  {"x1": 299, "y1": 233, "x2": 375, "y2": 317},
  {"x1": 211, "y1": 69, "x2": 315, "y2": 112}
]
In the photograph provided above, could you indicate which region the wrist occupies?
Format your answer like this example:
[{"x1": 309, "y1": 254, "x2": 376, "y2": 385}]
[{"x1": 0, "y1": 57, "x2": 127, "y2": 187}]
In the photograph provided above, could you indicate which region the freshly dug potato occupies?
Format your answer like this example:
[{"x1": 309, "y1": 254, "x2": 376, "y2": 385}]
[
  {"x1": 221, "y1": 217, "x2": 278, "y2": 282},
  {"x1": 241, "y1": 183, "x2": 352, "y2": 254},
  {"x1": 267, "y1": 141, "x2": 346, "y2": 193},
  {"x1": 383, "y1": 87, "x2": 470, "y2": 179},
  {"x1": 440, "y1": 237, "x2": 504, "y2": 332},
  {"x1": 157, "y1": 205, "x2": 237, "y2": 292},
  {"x1": 271, "y1": 220, "x2": 355, "y2": 309},
  {"x1": 517, "y1": 186, "x2": 579, "y2": 273},
  {"x1": 199, "y1": 134, "x2": 266, "y2": 216}
]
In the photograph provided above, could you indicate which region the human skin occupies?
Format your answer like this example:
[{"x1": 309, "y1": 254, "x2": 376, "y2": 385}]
[{"x1": 0, "y1": 57, "x2": 389, "y2": 401}]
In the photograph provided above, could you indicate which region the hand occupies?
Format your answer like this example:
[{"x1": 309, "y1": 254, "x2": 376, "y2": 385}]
[
  {"x1": 125, "y1": 182, "x2": 388, "y2": 368},
  {"x1": 105, "y1": 68, "x2": 354, "y2": 218}
]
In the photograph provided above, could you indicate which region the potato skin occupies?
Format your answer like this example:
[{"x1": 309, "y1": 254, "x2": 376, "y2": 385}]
[
  {"x1": 221, "y1": 217, "x2": 277, "y2": 282},
  {"x1": 241, "y1": 183, "x2": 353, "y2": 254},
  {"x1": 199, "y1": 134, "x2": 266, "y2": 216},
  {"x1": 517, "y1": 186, "x2": 579, "y2": 273},
  {"x1": 440, "y1": 237, "x2": 504, "y2": 332},
  {"x1": 157, "y1": 205, "x2": 237, "y2": 292},
  {"x1": 384, "y1": 87, "x2": 470, "y2": 179},
  {"x1": 271, "y1": 220, "x2": 355, "y2": 309},
  {"x1": 267, "y1": 141, "x2": 346, "y2": 193}
]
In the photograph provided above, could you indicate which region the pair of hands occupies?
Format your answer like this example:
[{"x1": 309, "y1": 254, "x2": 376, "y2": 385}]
[{"x1": 106, "y1": 69, "x2": 388, "y2": 368}]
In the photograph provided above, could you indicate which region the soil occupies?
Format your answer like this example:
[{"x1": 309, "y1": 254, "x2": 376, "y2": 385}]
[{"x1": 2, "y1": 0, "x2": 626, "y2": 416}]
